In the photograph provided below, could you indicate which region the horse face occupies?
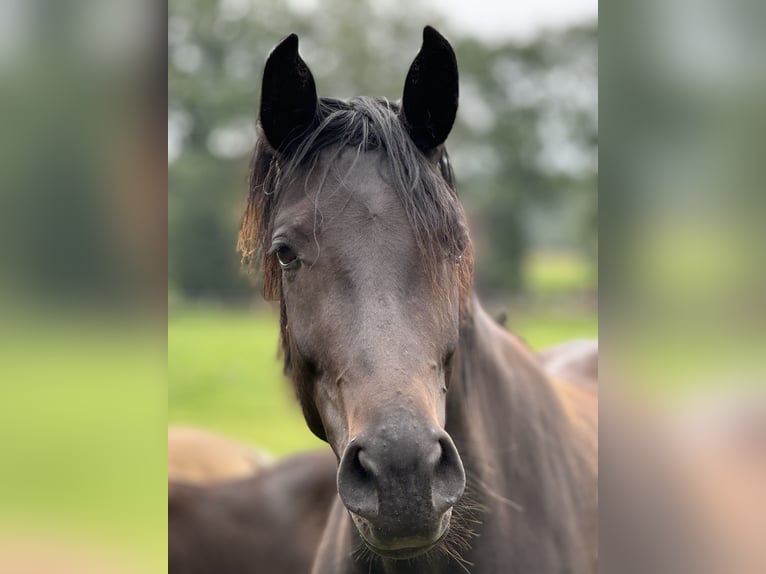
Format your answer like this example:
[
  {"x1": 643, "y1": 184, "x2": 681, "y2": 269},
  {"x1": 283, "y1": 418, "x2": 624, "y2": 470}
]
[
  {"x1": 257, "y1": 27, "x2": 467, "y2": 559},
  {"x1": 272, "y1": 148, "x2": 465, "y2": 557}
]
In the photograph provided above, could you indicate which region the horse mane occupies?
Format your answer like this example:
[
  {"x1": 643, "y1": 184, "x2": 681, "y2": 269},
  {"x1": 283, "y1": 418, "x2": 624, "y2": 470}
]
[
  {"x1": 443, "y1": 308, "x2": 598, "y2": 571},
  {"x1": 239, "y1": 96, "x2": 474, "y2": 372}
]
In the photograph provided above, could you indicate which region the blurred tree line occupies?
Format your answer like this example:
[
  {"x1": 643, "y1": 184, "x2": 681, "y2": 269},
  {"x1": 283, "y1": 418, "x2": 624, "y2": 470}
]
[{"x1": 168, "y1": 0, "x2": 597, "y2": 302}]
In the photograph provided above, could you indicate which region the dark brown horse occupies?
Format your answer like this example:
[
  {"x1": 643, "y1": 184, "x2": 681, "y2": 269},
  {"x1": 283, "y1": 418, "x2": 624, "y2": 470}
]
[
  {"x1": 240, "y1": 26, "x2": 598, "y2": 573},
  {"x1": 168, "y1": 450, "x2": 337, "y2": 574}
]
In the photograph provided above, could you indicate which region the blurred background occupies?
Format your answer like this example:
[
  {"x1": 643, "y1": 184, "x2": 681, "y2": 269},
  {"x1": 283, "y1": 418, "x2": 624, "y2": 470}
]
[
  {"x1": 167, "y1": 0, "x2": 599, "y2": 455},
  {"x1": 0, "y1": 1, "x2": 165, "y2": 572},
  {"x1": 3, "y1": 0, "x2": 761, "y2": 570}
]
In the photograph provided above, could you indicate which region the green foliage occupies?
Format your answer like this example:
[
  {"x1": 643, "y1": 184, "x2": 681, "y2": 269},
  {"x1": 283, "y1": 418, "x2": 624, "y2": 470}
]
[{"x1": 525, "y1": 250, "x2": 597, "y2": 295}]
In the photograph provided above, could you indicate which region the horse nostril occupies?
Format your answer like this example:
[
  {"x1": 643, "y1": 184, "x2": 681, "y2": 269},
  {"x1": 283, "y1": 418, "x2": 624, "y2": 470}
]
[
  {"x1": 431, "y1": 433, "x2": 466, "y2": 515},
  {"x1": 338, "y1": 441, "x2": 379, "y2": 519},
  {"x1": 425, "y1": 438, "x2": 443, "y2": 468},
  {"x1": 357, "y1": 448, "x2": 376, "y2": 475}
]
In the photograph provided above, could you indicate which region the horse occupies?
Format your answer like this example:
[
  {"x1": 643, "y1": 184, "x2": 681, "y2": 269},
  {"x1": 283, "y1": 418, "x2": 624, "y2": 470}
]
[
  {"x1": 168, "y1": 426, "x2": 272, "y2": 485},
  {"x1": 540, "y1": 340, "x2": 598, "y2": 387},
  {"x1": 494, "y1": 311, "x2": 598, "y2": 387},
  {"x1": 674, "y1": 391, "x2": 766, "y2": 573},
  {"x1": 168, "y1": 449, "x2": 337, "y2": 574},
  {"x1": 239, "y1": 26, "x2": 598, "y2": 573},
  {"x1": 600, "y1": 391, "x2": 766, "y2": 574}
]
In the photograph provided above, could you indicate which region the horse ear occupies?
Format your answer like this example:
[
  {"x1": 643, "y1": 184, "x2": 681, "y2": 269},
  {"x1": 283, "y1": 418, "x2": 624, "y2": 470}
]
[
  {"x1": 259, "y1": 34, "x2": 318, "y2": 151},
  {"x1": 400, "y1": 26, "x2": 459, "y2": 152}
]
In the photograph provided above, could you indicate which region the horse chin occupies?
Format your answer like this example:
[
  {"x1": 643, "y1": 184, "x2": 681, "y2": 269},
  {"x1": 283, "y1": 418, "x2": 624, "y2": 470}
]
[{"x1": 350, "y1": 508, "x2": 452, "y2": 560}]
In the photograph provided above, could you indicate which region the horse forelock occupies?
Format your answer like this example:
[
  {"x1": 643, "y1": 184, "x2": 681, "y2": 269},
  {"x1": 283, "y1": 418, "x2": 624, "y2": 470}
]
[{"x1": 238, "y1": 95, "x2": 474, "y2": 382}]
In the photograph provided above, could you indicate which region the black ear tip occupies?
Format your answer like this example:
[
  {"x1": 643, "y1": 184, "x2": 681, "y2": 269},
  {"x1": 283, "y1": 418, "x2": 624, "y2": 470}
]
[
  {"x1": 283, "y1": 33, "x2": 299, "y2": 48},
  {"x1": 422, "y1": 25, "x2": 450, "y2": 48},
  {"x1": 269, "y1": 33, "x2": 299, "y2": 60}
]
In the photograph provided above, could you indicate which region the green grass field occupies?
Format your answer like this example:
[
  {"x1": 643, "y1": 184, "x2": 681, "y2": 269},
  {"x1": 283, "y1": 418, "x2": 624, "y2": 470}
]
[
  {"x1": 1, "y1": 317, "x2": 167, "y2": 573},
  {"x1": 169, "y1": 304, "x2": 598, "y2": 455}
]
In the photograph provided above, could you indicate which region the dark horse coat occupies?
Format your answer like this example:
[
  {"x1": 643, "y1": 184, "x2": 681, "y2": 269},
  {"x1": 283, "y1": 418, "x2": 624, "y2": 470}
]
[
  {"x1": 313, "y1": 303, "x2": 598, "y2": 573},
  {"x1": 168, "y1": 450, "x2": 336, "y2": 574},
  {"x1": 241, "y1": 26, "x2": 598, "y2": 574}
]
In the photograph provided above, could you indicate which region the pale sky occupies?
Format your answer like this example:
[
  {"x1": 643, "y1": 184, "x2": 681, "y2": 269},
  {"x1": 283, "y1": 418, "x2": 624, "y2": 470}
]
[
  {"x1": 425, "y1": 0, "x2": 597, "y2": 42},
  {"x1": 169, "y1": 0, "x2": 598, "y2": 162}
]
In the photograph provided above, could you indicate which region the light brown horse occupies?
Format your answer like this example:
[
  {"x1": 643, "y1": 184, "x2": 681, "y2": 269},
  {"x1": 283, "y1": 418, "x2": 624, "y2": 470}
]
[
  {"x1": 540, "y1": 339, "x2": 598, "y2": 386},
  {"x1": 600, "y1": 391, "x2": 766, "y2": 574},
  {"x1": 678, "y1": 393, "x2": 766, "y2": 573},
  {"x1": 168, "y1": 427, "x2": 272, "y2": 485}
]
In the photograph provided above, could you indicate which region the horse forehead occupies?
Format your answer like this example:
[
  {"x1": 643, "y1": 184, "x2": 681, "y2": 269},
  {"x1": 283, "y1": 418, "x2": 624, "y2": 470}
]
[
  {"x1": 275, "y1": 149, "x2": 407, "y2": 240},
  {"x1": 308, "y1": 149, "x2": 399, "y2": 213}
]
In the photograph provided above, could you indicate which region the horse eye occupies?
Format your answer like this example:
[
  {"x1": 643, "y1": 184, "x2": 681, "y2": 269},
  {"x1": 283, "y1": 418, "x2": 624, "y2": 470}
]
[{"x1": 275, "y1": 244, "x2": 299, "y2": 269}]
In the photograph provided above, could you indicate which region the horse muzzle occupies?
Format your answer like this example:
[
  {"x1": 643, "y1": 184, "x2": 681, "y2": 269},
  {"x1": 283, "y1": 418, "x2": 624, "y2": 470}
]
[
  {"x1": 350, "y1": 507, "x2": 453, "y2": 559},
  {"x1": 336, "y1": 414, "x2": 465, "y2": 558}
]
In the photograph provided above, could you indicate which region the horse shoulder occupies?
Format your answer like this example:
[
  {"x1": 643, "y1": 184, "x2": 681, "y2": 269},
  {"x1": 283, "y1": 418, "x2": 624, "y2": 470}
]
[{"x1": 540, "y1": 339, "x2": 598, "y2": 387}]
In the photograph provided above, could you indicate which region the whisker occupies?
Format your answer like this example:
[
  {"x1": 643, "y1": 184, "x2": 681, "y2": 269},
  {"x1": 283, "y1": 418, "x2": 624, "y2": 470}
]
[{"x1": 439, "y1": 542, "x2": 473, "y2": 574}]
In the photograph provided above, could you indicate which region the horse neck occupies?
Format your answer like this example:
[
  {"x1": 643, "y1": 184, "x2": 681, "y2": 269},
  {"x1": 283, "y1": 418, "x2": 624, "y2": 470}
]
[
  {"x1": 446, "y1": 297, "x2": 576, "y2": 453},
  {"x1": 444, "y1": 297, "x2": 596, "y2": 567}
]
